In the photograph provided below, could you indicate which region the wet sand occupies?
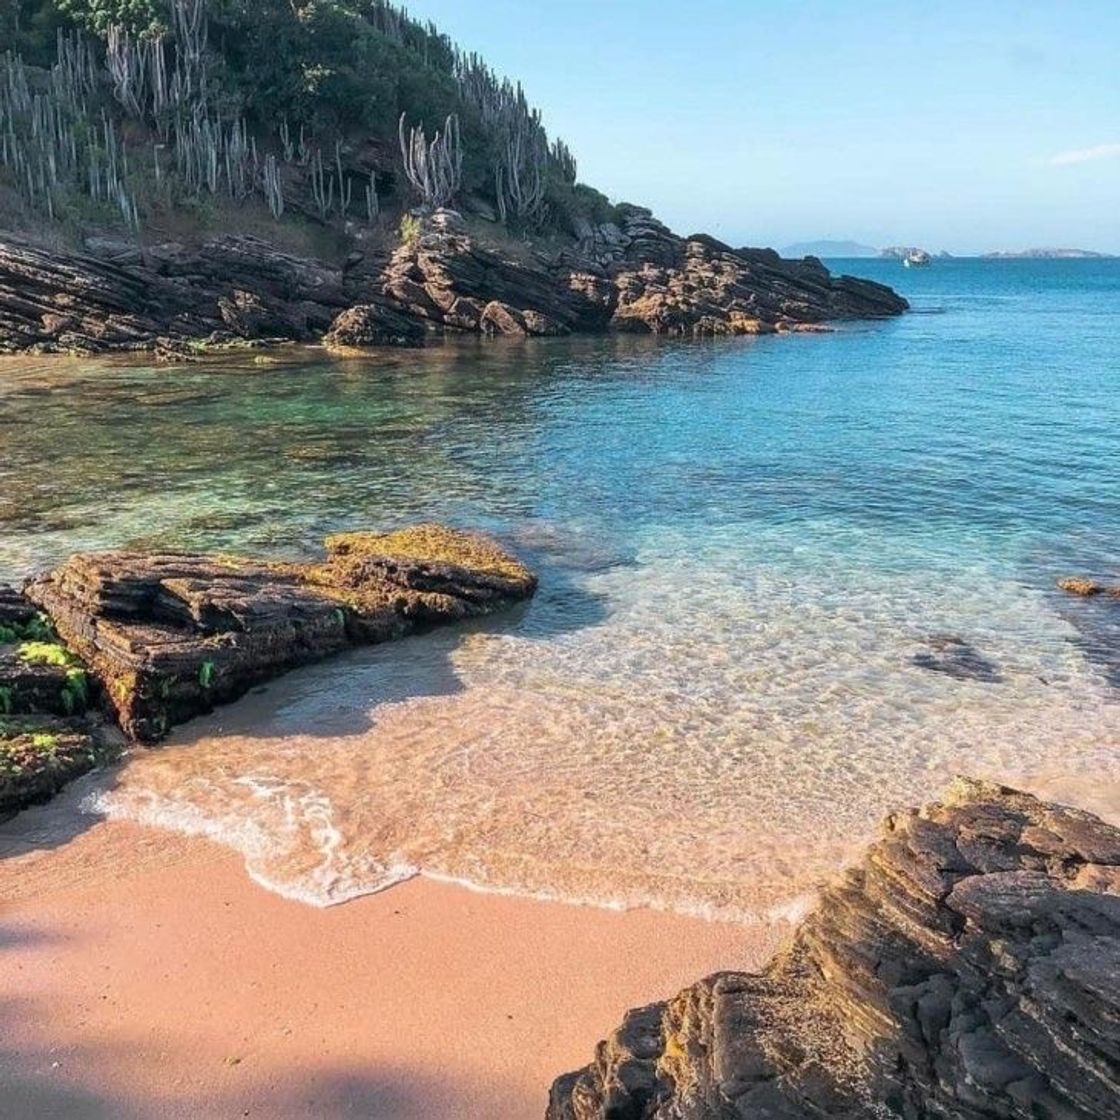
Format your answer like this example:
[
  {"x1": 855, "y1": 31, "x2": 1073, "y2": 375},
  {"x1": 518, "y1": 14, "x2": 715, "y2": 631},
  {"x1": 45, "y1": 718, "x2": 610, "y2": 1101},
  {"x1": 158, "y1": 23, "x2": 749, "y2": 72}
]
[{"x1": 0, "y1": 813, "x2": 780, "y2": 1120}]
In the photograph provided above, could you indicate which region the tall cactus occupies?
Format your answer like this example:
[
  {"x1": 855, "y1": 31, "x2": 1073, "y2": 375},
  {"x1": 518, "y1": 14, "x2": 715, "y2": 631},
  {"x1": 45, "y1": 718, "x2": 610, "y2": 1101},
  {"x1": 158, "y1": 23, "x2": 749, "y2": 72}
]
[{"x1": 398, "y1": 112, "x2": 461, "y2": 209}]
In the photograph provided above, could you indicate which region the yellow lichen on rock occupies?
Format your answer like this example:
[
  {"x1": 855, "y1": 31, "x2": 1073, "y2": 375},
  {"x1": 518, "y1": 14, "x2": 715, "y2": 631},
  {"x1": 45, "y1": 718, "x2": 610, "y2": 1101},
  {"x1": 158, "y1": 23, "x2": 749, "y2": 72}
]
[{"x1": 325, "y1": 523, "x2": 536, "y2": 589}]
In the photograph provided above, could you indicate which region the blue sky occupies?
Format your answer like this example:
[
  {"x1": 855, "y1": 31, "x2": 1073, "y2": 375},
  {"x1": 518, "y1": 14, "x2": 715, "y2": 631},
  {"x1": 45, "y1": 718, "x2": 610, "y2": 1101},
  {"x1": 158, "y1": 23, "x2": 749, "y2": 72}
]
[{"x1": 412, "y1": 1, "x2": 1120, "y2": 254}]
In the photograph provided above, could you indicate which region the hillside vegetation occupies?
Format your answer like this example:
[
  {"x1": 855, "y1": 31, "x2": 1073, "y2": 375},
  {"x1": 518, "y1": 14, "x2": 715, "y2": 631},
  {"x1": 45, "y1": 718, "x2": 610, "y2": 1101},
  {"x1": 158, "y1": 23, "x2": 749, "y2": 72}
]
[{"x1": 0, "y1": 0, "x2": 618, "y2": 251}]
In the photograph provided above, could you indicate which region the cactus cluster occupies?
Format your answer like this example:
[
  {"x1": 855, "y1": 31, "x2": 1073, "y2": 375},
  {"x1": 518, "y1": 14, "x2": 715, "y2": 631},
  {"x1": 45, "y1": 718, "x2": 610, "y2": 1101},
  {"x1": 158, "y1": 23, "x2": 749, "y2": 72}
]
[{"x1": 1, "y1": 30, "x2": 138, "y2": 228}]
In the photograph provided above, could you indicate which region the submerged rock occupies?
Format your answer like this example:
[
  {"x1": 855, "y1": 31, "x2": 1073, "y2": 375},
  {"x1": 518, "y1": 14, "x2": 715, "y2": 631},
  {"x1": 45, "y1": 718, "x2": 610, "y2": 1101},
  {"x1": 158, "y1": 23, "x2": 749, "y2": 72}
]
[
  {"x1": 912, "y1": 634, "x2": 1003, "y2": 683},
  {"x1": 1059, "y1": 577, "x2": 1120, "y2": 598},
  {"x1": 548, "y1": 778, "x2": 1120, "y2": 1120},
  {"x1": 1053, "y1": 576, "x2": 1120, "y2": 689},
  {"x1": 23, "y1": 524, "x2": 535, "y2": 743}
]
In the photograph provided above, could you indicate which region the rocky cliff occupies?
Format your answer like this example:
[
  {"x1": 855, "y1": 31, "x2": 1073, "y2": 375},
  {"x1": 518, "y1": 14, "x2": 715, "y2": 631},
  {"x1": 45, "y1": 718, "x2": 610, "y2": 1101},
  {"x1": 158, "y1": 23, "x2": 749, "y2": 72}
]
[
  {"x1": 548, "y1": 779, "x2": 1120, "y2": 1119},
  {"x1": 0, "y1": 208, "x2": 906, "y2": 356}
]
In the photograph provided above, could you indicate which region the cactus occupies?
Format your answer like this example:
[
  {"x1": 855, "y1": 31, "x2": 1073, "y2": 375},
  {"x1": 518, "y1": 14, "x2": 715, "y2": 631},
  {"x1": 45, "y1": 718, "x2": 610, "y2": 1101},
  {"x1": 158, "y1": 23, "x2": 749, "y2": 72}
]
[
  {"x1": 398, "y1": 112, "x2": 461, "y2": 209},
  {"x1": 365, "y1": 169, "x2": 379, "y2": 224},
  {"x1": 262, "y1": 153, "x2": 283, "y2": 219}
]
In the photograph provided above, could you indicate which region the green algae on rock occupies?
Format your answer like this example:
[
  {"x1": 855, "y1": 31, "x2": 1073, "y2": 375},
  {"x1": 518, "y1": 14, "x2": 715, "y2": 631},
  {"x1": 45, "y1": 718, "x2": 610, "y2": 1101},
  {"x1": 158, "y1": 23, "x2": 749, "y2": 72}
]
[{"x1": 0, "y1": 717, "x2": 118, "y2": 821}]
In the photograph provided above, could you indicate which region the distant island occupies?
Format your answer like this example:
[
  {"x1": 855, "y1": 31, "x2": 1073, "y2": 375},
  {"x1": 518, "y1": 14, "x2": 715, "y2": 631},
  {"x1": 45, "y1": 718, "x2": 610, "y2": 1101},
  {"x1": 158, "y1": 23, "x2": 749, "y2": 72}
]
[
  {"x1": 880, "y1": 245, "x2": 952, "y2": 260},
  {"x1": 981, "y1": 248, "x2": 1115, "y2": 259},
  {"x1": 783, "y1": 239, "x2": 879, "y2": 258}
]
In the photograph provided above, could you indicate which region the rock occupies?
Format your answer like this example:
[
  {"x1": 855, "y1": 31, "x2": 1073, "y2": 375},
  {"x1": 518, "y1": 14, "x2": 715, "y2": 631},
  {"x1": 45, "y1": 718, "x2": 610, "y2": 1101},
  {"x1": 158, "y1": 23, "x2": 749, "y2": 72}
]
[
  {"x1": 23, "y1": 524, "x2": 535, "y2": 743},
  {"x1": 912, "y1": 634, "x2": 1003, "y2": 683},
  {"x1": 0, "y1": 641, "x2": 93, "y2": 717},
  {"x1": 0, "y1": 716, "x2": 117, "y2": 821},
  {"x1": 548, "y1": 778, "x2": 1120, "y2": 1120},
  {"x1": 0, "y1": 213, "x2": 906, "y2": 355},
  {"x1": 429, "y1": 208, "x2": 467, "y2": 234},
  {"x1": 1, "y1": 584, "x2": 114, "y2": 818},
  {"x1": 323, "y1": 303, "x2": 428, "y2": 348},
  {"x1": 480, "y1": 300, "x2": 528, "y2": 336},
  {"x1": 0, "y1": 583, "x2": 40, "y2": 631},
  {"x1": 1058, "y1": 577, "x2": 1120, "y2": 598}
]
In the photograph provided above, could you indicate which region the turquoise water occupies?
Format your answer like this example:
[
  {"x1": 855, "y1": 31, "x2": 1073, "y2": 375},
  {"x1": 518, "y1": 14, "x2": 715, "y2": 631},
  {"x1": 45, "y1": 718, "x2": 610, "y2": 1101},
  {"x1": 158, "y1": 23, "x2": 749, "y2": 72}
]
[{"x1": 2, "y1": 258, "x2": 1118, "y2": 916}]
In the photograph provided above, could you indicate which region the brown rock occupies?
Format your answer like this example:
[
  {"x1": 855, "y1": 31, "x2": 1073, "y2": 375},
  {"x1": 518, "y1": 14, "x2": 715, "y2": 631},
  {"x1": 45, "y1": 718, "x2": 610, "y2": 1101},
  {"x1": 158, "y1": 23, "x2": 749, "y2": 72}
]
[
  {"x1": 480, "y1": 300, "x2": 528, "y2": 336},
  {"x1": 1058, "y1": 577, "x2": 1107, "y2": 596},
  {"x1": 548, "y1": 779, "x2": 1120, "y2": 1120},
  {"x1": 323, "y1": 303, "x2": 427, "y2": 349},
  {"x1": 0, "y1": 717, "x2": 116, "y2": 821},
  {"x1": 24, "y1": 524, "x2": 535, "y2": 743},
  {"x1": 0, "y1": 212, "x2": 906, "y2": 355}
]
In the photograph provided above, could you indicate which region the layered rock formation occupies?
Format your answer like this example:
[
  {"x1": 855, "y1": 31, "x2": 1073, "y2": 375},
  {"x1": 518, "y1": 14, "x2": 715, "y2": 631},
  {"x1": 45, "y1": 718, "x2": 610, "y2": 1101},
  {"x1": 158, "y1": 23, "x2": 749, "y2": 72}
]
[
  {"x1": 549, "y1": 779, "x2": 1120, "y2": 1120},
  {"x1": 23, "y1": 524, "x2": 535, "y2": 743},
  {"x1": 0, "y1": 585, "x2": 113, "y2": 820},
  {"x1": 0, "y1": 234, "x2": 373, "y2": 355},
  {"x1": 0, "y1": 208, "x2": 906, "y2": 355}
]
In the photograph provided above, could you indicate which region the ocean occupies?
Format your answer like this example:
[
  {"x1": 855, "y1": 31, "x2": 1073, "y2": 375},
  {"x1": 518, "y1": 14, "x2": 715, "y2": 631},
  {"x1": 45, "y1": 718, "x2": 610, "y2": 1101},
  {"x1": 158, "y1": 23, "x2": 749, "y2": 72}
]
[{"x1": 2, "y1": 256, "x2": 1118, "y2": 919}]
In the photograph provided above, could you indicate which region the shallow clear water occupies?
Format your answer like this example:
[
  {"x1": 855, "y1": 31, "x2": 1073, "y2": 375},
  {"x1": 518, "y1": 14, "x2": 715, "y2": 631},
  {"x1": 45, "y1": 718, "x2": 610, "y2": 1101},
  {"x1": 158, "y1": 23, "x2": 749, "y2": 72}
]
[{"x1": 2, "y1": 258, "x2": 1118, "y2": 918}]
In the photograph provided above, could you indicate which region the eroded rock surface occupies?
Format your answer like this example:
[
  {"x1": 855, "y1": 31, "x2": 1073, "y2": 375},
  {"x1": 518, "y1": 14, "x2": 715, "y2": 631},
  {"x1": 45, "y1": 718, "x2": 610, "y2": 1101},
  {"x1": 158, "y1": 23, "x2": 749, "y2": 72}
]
[
  {"x1": 372, "y1": 207, "x2": 908, "y2": 343},
  {"x1": 548, "y1": 779, "x2": 1120, "y2": 1119},
  {"x1": 1, "y1": 208, "x2": 906, "y2": 355},
  {"x1": 24, "y1": 524, "x2": 535, "y2": 742}
]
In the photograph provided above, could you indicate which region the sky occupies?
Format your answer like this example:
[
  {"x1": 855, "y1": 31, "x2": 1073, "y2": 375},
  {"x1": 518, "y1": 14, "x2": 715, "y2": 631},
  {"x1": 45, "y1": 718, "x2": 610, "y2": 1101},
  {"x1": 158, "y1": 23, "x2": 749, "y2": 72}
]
[{"x1": 410, "y1": 0, "x2": 1120, "y2": 254}]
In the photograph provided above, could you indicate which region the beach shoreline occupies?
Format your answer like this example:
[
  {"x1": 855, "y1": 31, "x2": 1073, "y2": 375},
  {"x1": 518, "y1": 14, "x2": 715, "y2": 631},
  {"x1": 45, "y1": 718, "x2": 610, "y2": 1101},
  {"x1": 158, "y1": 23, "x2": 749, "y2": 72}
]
[{"x1": 0, "y1": 813, "x2": 782, "y2": 1120}]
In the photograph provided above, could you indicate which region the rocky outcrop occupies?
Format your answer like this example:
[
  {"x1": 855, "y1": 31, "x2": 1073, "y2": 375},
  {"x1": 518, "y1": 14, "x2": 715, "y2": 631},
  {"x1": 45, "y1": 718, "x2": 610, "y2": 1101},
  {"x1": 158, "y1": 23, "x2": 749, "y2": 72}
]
[
  {"x1": 0, "y1": 207, "x2": 906, "y2": 355},
  {"x1": 561, "y1": 206, "x2": 908, "y2": 336},
  {"x1": 370, "y1": 207, "x2": 907, "y2": 343},
  {"x1": 549, "y1": 779, "x2": 1120, "y2": 1120},
  {"x1": 0, "y1": 717, "x2": 114, "y2": 820},
  {"x1": 23, "y1": 524, "x2": 535, "y2": 743},
  {"x1": 1059, "y1": 577, "x2": 1120, "y2": 598}
]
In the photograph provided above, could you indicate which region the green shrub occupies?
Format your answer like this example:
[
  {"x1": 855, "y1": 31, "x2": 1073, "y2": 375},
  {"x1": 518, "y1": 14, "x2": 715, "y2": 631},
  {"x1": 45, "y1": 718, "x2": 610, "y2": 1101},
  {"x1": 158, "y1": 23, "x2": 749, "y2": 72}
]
[{"x1": 399, "y1": 212, "x2": 421, "y2": 245}]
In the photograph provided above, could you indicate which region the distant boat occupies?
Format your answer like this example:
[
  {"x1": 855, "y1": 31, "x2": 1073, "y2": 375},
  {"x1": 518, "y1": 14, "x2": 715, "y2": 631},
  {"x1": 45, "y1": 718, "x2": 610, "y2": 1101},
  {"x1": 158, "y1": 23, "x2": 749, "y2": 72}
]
[{"x1": 903, "y1": 250, "x2": 931, "y2": 268}]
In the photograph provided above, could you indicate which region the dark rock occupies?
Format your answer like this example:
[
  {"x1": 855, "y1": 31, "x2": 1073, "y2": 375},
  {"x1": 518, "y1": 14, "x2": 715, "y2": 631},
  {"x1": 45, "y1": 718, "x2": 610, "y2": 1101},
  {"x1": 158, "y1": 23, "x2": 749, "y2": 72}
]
[
  {"x1": 0, "y1": 584, "x2": 39, "y2": 630},
  {"x1": 0, "y1": 585, "x2": 113, "y2": 819},
  {"x1": 24, "y1": 524, "x2": 536, "y2": 743},
  {"x1": 0, "y1": 716, "x2": 118, "y2": 821},
  {"x1": 0, "y1": 212, "x2": 906, "y2": 355},
  {"x1": 548, "y1": 779, "x2": 1120, "y2": 1120},
  {"x1": 912, "y1": 634, "x2": 1004, "y2": 683}
]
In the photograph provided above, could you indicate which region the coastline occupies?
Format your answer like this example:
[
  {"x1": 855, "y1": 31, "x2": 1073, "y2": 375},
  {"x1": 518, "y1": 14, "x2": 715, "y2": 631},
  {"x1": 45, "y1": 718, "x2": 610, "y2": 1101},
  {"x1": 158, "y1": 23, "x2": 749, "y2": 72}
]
[
  {"x1": 1, "y1": 769, "x2": 1114, "y2": 1119},
  {"x1": 0, "y1": 814, "x2": 780, "y2": 1120}
]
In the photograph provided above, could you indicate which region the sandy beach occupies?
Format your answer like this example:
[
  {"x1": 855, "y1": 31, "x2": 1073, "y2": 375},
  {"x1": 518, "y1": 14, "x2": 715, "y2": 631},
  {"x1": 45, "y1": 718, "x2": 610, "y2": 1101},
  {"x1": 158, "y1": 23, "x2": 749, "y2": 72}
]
[{"x1": 0, "y1": 800, "x2": 781, "y2": 1120}]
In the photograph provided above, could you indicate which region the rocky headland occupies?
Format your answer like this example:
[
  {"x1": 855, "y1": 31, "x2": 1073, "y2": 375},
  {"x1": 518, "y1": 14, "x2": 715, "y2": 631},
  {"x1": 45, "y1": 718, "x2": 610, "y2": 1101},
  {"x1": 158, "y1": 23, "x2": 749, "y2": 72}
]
[
  {"x1": 0, "y1": 207, "x2": 907, "y2": 358},
  {"x1": 0, "y1": 524, "x2": 535, "y2": 815},
  {"x1": 549, "y1": 778, "x2": 1119, "y2": 1119}
]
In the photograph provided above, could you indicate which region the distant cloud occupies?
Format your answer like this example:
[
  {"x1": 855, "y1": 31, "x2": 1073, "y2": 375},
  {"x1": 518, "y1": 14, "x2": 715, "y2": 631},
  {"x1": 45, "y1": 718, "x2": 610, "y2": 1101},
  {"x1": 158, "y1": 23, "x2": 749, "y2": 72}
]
[{"x1": 1047, "y1": 142, "x2": 1120, "y2": 166}]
